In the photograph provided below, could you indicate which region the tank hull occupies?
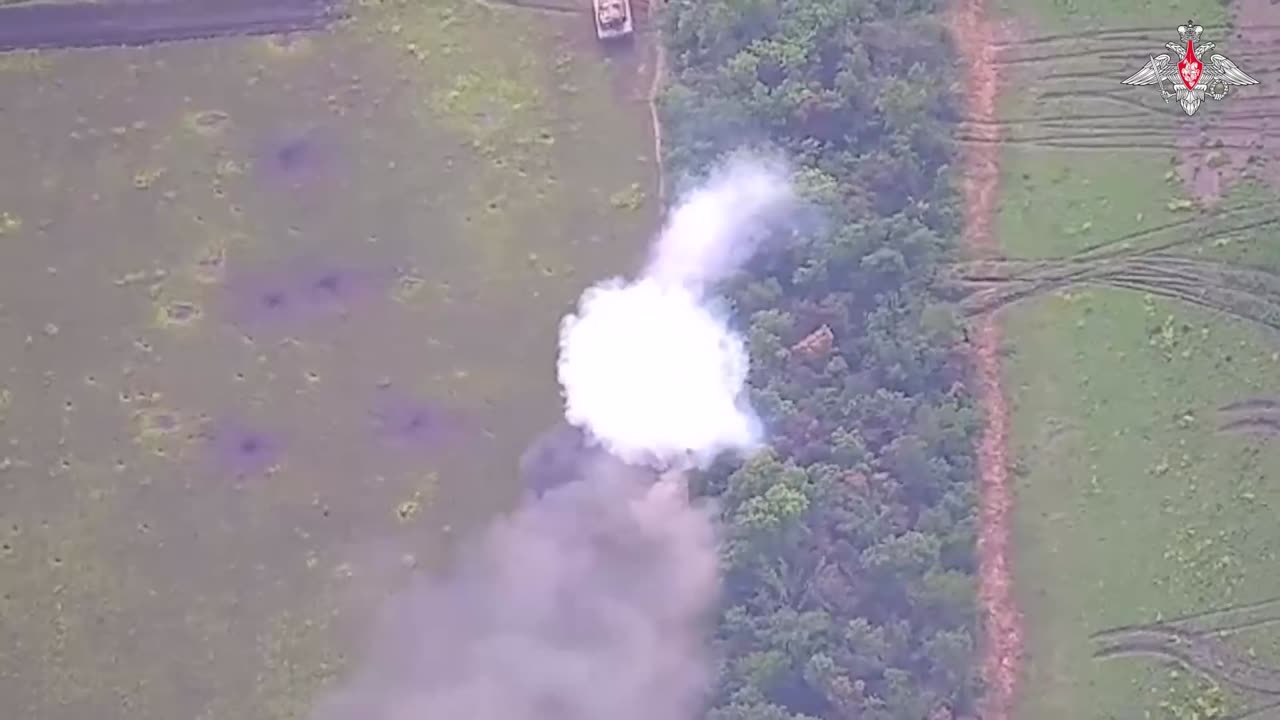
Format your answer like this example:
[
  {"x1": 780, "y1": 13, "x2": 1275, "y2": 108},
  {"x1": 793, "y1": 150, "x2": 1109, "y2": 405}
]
[{"x1": 592, "y1": 0, "x2": 633, "y2": 40}]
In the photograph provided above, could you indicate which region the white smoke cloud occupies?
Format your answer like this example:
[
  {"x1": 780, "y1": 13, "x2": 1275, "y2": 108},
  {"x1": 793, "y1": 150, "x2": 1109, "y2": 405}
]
[
  {"x1": 558, "y1": 154, "x2": 797, "y2": 469},
  {"x1": 311, "y1": 152, "x2": 795, "y2": 720},
  {"x1": 646, "y1": 154, "x2": 797, "y2": 291}
]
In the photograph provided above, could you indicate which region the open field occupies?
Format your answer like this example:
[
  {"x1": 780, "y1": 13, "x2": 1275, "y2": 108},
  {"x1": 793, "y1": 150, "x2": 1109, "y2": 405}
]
[
  {"x1": 0, "y1": 0, "x2": 660, "y2": 717},
  {"x1": 971, "y1": 0, "x2": 1280, "y2": 717}
]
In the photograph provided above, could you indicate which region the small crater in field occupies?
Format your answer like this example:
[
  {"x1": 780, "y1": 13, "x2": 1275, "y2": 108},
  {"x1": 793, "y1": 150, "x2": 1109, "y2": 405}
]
[
  {"x1": 135, "y1": 408, "x2": 182, "y2": 439},
  {"x1": 391, "y1": 271, "x2": 426, "y2": 303},
  {"x1": 186, "y1": 110, "x2": 230, "y2": 136},
  {"x1": 262, "y1": 33, "x2": 314, "y2": 58},
  {"x1": 157, "y1": 300, "x2": 202, "y2": 327},
  {"x1": 190, "y1": 241, "x2": 228, "y2": 285},
  {"x1": 395, "y1": 499, "x2": 420, "y2": 522}
]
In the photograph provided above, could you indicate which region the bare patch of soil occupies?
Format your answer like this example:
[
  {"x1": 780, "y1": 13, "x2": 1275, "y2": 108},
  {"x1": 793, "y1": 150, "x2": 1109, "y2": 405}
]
[{"x1": 1177, "y1": 4, "x2": 1280, "y2": 203}]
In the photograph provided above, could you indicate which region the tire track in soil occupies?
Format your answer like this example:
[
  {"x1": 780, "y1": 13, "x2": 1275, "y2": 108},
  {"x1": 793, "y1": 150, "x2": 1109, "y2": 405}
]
[
  {"x1": 934, "y1": 173, "x2": 1280, "y2": 716},
  {"x1": 1090, "y1": 599, "x2": 1280, "y2": 718},
  {"x1": 942, "y1": 12, "x2": 1280, "y2": 719},
  {"x1": 1093, "y1": 595, "x2": 1280, "y2": 637},
  {"x1": 639, "y1": 0, "x2": 666, "y2": 206},
  {"x1": 1176, "y1": 3, "x2": 1280, "y2": 203},
  {"x1": 1219, "y1": 399, "x2": 1280, "y2": 438},
  {"x1": 950, "y1": 251, "x2": 1280, "y2": 341},
  {"x1": 957, "y1": 13, "x2": 1280, "y2": 200},
  {"x1": 946, "y1": 202, "x2": 1280, "y2": 315},
  {"x1": 946, "y1": 25, "x2": 1280, "y2": 159},
  {"x1": 946, "y1": 1, "x2": 1019, "y2": 719}
]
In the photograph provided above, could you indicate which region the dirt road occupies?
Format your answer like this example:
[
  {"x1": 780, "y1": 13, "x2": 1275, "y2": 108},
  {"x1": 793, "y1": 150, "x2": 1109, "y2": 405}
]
[
  {"x1": 947, "y1": 1, "x2": 1021, "y2": 719},
  {"x1": 0, "y1": 0, "x2": 341, "y2": 53}
]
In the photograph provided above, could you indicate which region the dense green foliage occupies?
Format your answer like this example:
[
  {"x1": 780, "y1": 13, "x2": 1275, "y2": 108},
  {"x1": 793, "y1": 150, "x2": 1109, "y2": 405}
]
[{"x1": 658, "y1": 1, "x2": 983, "y2": 718}]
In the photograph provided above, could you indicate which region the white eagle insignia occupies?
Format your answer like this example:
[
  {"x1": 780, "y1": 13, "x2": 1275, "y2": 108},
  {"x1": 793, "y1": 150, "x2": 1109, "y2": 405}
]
[{"x1": 1121, "y1": 20, "x2": 1259, "y2": 116}]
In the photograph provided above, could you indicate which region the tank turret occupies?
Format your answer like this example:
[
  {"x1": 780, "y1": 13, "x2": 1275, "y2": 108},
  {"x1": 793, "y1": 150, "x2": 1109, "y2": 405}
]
[{"x1": 593, "y1": 0, "x2": 632, "y2": 40}]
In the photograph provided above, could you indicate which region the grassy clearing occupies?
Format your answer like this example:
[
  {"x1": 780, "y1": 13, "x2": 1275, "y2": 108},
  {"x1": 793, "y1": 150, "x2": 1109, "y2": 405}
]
[
  {"x1": 0, "y1": 1, "x2": 657, "y2": 717},
  {"x1": 991, "y1": 0, "x2": 1280, "y2": 718}
]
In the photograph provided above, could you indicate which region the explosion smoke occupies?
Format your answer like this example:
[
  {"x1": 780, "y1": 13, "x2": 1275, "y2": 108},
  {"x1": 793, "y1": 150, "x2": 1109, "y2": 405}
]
[
  {"x1": 312, "y1": 463, "x2": 719, "y2": 720},
  {"x1": 558, "y1": 154, "x2": 797, "y2": 469},
  {"x1": 311, "y1": 154, "x2": 795, "y2": 720}
]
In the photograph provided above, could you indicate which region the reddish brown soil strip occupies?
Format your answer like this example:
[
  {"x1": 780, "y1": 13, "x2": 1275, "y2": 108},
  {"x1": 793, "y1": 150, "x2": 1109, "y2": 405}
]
[
  {"x1": 0, "y1": 0, "x2": 343, "y2": 54},
  {"x1": 947, "y1": 1, "x2": 1021, "y2": 719}
]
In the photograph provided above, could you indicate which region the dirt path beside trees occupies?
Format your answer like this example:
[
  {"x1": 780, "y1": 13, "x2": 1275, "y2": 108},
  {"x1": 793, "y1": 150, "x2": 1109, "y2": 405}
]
[{"x1": 947, "y1": 1, "x2": 1021, "y2": 719}]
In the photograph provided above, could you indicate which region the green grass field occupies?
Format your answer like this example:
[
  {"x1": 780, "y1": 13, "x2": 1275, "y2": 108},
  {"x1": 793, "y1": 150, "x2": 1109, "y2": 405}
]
[
  {"x1": 992, "y1": 0, "x2": 1280, "y2": 718},
  {"x1": 0, "y1": 1, "x2": 659, "y2": 717}
]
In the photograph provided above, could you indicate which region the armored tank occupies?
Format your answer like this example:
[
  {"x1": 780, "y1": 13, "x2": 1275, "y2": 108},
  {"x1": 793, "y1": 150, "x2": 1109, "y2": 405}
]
[{"x1": 592, "y1": 0, "x2": 632, "y2": 40}]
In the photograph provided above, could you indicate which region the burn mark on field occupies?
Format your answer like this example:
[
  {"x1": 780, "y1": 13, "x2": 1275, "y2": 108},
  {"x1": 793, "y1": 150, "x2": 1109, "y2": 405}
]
[
  {"x1": 366, "y1": 389, "x2": 476, "y2": 457},
  {"x1": 251, "y1": 127, "x2": 342, "y2": 191},
  {"x1": 217, "y1": 258, "x2": 394, "y2": 335},
  {"x1": 197, "y1": 419, "x2": 285, "y2": 480}
]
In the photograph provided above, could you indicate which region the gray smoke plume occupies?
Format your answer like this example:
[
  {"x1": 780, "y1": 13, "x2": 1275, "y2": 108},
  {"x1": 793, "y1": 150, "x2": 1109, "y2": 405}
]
[
  {"x1": 311, "y1": 154, "x2": 796, "y2": 720},
  {"x1": 311, "y1": 461, "x2": 720, "y2": 720}
]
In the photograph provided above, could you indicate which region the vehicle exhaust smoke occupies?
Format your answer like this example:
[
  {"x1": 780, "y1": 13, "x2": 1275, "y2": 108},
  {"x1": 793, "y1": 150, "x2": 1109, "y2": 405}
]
[{"x1": 310, "y1": 153, "x2": 796, "y2": 720}]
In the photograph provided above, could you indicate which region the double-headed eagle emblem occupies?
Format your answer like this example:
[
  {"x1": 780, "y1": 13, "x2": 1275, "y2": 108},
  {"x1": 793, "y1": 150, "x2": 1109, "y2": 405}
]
[{"x1": 1121, "y1": 21, "x2": 1259, "y2": 116}]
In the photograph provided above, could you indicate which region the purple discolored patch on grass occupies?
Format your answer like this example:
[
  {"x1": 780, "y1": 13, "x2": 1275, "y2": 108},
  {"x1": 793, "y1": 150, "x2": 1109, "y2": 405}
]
[
  {"x1": 219, "y1": 266, "x2": 309, "y2": 332},
  {"x1": 367, "y1": 390, "x2": 477, "y2": 457},
  {"x1": 217, "y1": 257, "x2": 395, "y2": 334},
  {"x1": 295, "y1": 261, "x2": 393, "y2": 314},
  {"x1": 198, "y1": 419, "x2": 285, "y2": 480},
  {"x1": 251, "y1": 126, "x2": 340, "y2": 191}
]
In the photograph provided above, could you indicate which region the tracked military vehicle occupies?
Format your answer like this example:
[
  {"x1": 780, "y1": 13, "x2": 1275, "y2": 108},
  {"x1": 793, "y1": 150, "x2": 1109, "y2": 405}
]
[{"x1": 593, "y1": 0, "x2": 632, "y2": 40}]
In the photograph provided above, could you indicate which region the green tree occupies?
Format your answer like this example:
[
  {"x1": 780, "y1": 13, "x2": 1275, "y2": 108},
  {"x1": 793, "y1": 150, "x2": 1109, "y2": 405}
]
[{"x1": 660, "y1": 0, "x2": 981, "y2": 716}]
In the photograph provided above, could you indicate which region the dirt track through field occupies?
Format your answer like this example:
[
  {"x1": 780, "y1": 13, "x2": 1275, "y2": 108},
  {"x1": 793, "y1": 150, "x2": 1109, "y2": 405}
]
[
  {"x1": 0, "y1": 0, "x2": 344, "y2": 53},
  {"x1": 942, "y1": 208, "x2": 1280, "y2": 330},
  {"x1": 1092, "y1": 598, "x2": 1280, "y2": 718},
  {"x1": 949, "y1": 22, "x2": 1280, "y2": 160},
  {"x1": 941, "y1": 6, "x2": 1280, "y2": 718},
  {"x1": 947, "y1": 1, "x2": 1020, "y2": 719}
]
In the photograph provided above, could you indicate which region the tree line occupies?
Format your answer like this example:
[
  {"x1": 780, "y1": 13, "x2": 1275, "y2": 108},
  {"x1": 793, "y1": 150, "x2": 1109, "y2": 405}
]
[{"x1": 658, "y1": 0, "x2": 982, "y2": 718}]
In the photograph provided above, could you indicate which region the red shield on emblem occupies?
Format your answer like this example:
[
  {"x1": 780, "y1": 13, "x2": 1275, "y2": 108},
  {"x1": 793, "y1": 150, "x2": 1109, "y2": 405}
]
[{"x1": 1178, "y1": 40, "x2": 1202, "y2": 89}]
